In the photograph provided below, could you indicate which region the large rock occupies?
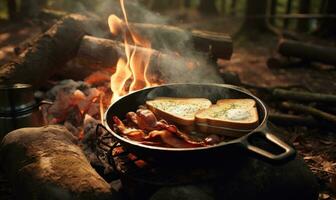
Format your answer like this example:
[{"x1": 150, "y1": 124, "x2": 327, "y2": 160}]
[
  {"x1": 0, "y1": 125, "x2": 120, "y2": 200},
  {"x1": 150, "y1": 156, "x2": 319, "y2": 200}
]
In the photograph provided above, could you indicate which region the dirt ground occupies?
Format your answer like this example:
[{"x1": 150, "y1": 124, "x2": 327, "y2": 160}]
[{"x1": 1, "y1": 14, "x2": 336, "y2": 199}]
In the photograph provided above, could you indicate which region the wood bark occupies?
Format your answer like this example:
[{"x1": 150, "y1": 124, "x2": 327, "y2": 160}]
[
  {"x1": 278, "y1": 39, "x2": 336, "y2": 65},
  {"x1": 35, "y1": 9, "x2": 233, "y2": 59},
  {"x1": 0, "y1": 14, "x2": 108, "y2": 88},
  {"x1": 76, "y1": 35, "x2": 223, "y2": 84},
  {"x1": 116, "y1": 23, "x2": 233, "y2": 60}
]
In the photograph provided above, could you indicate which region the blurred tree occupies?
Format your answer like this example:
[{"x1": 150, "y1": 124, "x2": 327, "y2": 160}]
[
  {"x1": 297, "y1": 0, "x2": 311, "y2": 32},
  {"x1": 283, "y1": 0, "x2": 292, "y2": 29},
  {"x1": 242, "y1": 0, "x2": 268, "y2": 31},
  {"x1": 318, "y1": 0, "x2": 336, "y2": 37},
  {"x1": 20, "y1": 0, "x2": 38, "y2": 18},
  {"x1": 184, "y1": 0, "x2": 192, "y2": 8},
  {"x1": 7, "y1": 0, "x2": 17, "y2": 20},
  {"x1": 198, "y1": 0, "x2": 218, "y2": 15},
  {"x1": 270, "y1": 0, "x2": 277, "y2": 25},
  {"x1": 230, "y1": 0, "x2": 237, "y2": 16},
  {"x1": 221, "y1": 0, "x2": 226, "y2": 14}
]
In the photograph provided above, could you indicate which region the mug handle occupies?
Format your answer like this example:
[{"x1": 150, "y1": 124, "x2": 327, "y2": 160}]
[{"x1": 241, "y1": 130, "x2": 296, "y2": 163}]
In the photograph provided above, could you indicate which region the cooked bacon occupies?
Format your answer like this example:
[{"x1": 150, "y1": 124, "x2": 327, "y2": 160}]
[
  {"x1": 113, "y1": 110, "x2": 206, "y2": 148},
  {"x1": 146, "y1": 130, "x2": 202, "y2": 148},
  {"x1": 136, "y1": 108, "x2": 159, "y2": 131},
  {"x1": 112, "y1": 116, "x2": 146, "y2": 141}
]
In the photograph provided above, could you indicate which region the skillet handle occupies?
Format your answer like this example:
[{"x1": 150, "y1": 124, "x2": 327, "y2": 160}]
[{"x1": 242, "y1": 130, "x2": 296, "y2": 163}]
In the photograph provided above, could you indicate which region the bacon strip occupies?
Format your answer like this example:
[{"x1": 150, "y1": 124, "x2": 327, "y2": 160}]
[{"x1": 112, "y1": 108, "x2": 206, "y2": 148}]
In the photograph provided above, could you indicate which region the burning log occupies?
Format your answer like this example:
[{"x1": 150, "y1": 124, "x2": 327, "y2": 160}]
[
  {"x1": 38, "y1": 10, "x2": 233, "y2": 60},
  {"x1": 0, "y1": 14, "x2": 88, "y2": 87},
  {"x1": 0, "y1": 126, "x2": 120, "y2": 200},
  {"x1": 278, "y1": 39, "x2": 336, "y2": 66},
  {"x1": 76, "y1": 35, "x2": 223, "y2": 84},
  {"x1": 111, "y1": 22, "x2": 233, "y2": 60}
]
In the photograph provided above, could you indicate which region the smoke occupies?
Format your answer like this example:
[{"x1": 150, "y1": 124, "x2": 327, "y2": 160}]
[{"x1": 96, "y1": 0, "x2": 224, "y2": 84}]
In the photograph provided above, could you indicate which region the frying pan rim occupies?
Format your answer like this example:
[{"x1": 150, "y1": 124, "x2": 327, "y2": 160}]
[{"x1": 104, "y1": 83, "x2": 268, "y2": 152}]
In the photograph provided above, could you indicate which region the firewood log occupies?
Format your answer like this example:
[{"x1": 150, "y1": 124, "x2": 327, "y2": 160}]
[
  {"x1": 278, "y1": 39, "x2": 336, "y2": 66},
  {"x1": 38, "y1": 9, "x2": 233, "y2": 60},
  {"x1": 272, "y1": 89, "x2": 336, "y2": 103},
  {"x1": 0, "y1": 125, "x2": 121, "y2": 200},
  {"x1": 0, "y1": 14, "x2": 92, "y2": 87},
  {"x1": 268, "y1": 113, "x2": 318, "y2": 127},
  {"x1": 281, "y1": 102, "x2": 336, "y2": 124},
  {"x1": 76, "y1": 35, "x2": 223, "y2": 84},
  {"x1": 114, "y1": 23, "x2": 233, "y2": 60}
]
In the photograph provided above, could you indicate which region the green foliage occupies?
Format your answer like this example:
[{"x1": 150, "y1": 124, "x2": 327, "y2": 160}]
[{"x1": 0, "y1": 0, "x2": 8, "y2": 19}]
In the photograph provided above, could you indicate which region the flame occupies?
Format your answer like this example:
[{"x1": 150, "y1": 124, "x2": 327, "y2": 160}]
[{"x1": 109, "y1": 0, "x2": 153, "y2": 103}]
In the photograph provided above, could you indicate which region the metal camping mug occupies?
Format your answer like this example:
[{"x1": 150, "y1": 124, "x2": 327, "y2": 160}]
[{"x1": 0, "y1": 84, "x2": 50, "y2": 139}]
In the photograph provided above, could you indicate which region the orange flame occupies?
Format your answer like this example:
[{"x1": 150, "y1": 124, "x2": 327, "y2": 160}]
[{"x1": 109, "y1": 0, "x2": 153, "y2": 103}]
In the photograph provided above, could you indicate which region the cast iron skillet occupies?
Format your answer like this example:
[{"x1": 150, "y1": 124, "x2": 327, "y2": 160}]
[{"x1": 103, "y1": 83, "x2": 296, "y2": 164}]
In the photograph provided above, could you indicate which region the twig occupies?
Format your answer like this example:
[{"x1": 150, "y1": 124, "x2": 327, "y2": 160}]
[
  {"x1": 281, "y1": 102, "x2": 336, "y2": 124},
  {"x1": 269, "y1": 113, "x2": 319, "y2": 127},
  {"x1": 273, "y1": 89, "x2": 336, "y2": 103}
]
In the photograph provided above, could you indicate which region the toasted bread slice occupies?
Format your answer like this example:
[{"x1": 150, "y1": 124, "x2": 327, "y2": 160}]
[
  {"x1": 146, "y1": 97, "x2": 212, "y2": 126},
  {"x1": 195, "y1": 99, "x2": 259, "y2": 136}
]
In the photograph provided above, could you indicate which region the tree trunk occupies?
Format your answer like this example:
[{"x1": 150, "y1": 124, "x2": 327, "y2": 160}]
[
  {"x1": 270, "y1": 0, "x2": 277, "y2": 25},
  {"x1": 318, "y1": 0, "x2": 336, "y2": 37},
  {"x1": 278, "y1": 39, "x2": 336, "y2": 66},
  {"x1": 184, "y1": 0, "x2": 192, "y2": 8},
  {"x1": 221, "y1": 0, "x2": 226, "y2": 14},
  {"x1": 20, "y1": 0, "x2": 39, "y2": 18},
  {"x1": 283, "y1": 0, "x2": 292, "y2": 29},
  {"x1": 239, "y1": 0, "x2": 268, "y2": 34},
  {"x1": 198, "y1": 0, "x2": 218, "y2": 15},
  {"x1": 6, "y1": 0, "x2": 17, "y2": 21},
  {"x1": 297, "y1": 0, "x2": 311, "y2": 32},
  {"x1": 230, "y1": 0, "x2": 237, "y2": 16}
]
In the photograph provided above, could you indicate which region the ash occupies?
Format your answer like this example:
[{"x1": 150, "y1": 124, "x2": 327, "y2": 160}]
[{"x1": 41, "y1": 79, "x2": 111, "y2": 169}]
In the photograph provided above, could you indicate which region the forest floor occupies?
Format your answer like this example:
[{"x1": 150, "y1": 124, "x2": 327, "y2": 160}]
[{"x1": 1, "y1": 13, "x2": 336, "y2": 199}]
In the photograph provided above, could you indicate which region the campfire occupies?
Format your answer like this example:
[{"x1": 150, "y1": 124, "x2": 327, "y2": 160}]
[{"x1": 1, "y1": 0, "x2": 334, "y2": 200}]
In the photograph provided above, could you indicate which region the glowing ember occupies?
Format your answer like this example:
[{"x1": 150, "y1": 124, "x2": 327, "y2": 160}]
[{"x1": 109, "y1": 0, "x2": 154, "y2": 103}]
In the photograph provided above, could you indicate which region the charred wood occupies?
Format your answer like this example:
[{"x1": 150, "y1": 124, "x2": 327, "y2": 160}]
[
  {"x1": 35, "y1": 10, "x2": 233, "y2": 60},
  {"x1": 77, "y1": 35, "x2": 223, "y2": 84},
  {"x1": 278, "y1": 39, "x2": 336, "y2": 66}
]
